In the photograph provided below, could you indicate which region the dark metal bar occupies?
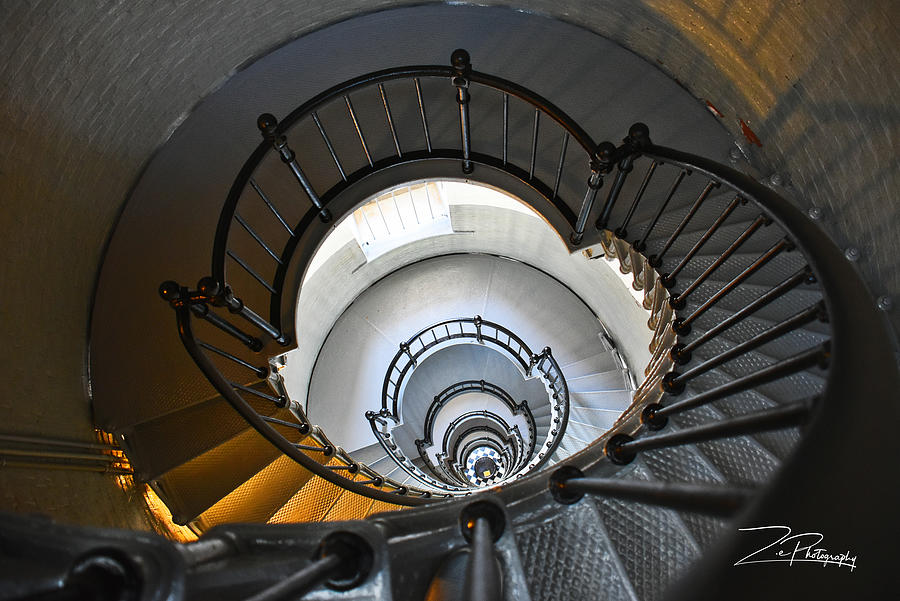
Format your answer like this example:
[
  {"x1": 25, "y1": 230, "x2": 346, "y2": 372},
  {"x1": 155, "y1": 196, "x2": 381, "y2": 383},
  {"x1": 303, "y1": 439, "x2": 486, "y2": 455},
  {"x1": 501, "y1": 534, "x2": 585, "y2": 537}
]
[
  {"x1": 326, "y1": 464, "x2": 357, "y2": 471},
  {"x1": 678, "y1": 267, "x2": 813, "y2": 357},
  {"x1": 452, "y1": 52, "x2": 474, "y2": 174},
  {"x1": 671, "y1": 214, "x2": 768, "y2": 304},
  {"x1": 552, "y1": 132, "x2": 569, "y2": 200},
  {"x1": 230, "y1": 381, "x2": 285, "y2": 406},
  {"x1": 529, "y1": 108, "x2": 540, "y2": 179},
  {"x1": 413, "y1": 78, "x2": 432, "y2": 153},
  {"x1": 571, "y1": 169, "x2": 601, "y2": 245},
  {"x1": 502, "y1": 93, "x2": 509, "y2": 165},
  {"x1": 635, "y1": 168, "x2": 688, "y2": 251},
  {"x1": 311, "y1": 112, "x2": 347, "y2": 181},
  {"x1": 257, "y1": 114, "x2": 331, "y2": 223},
  {"x1": 674, "y1": 302, "x2": 824, "y2": 384},
  {"x1": 677, "y1": 238, "x2": 793, "y2": 329},
  {"x1": 226, "y1": 250, "x2": 277, "y2": 294},
  {"x1": 624, "y1": 402, "x2": 810, "y2": 455},
  {"x1": 464, "y1": 517, "x2": 501, "y2": 601},
  {"x1": 234, "y1": 213, "x2": 283, "y2": 264},
  {"x1": 561, "y1": 477, "x2": 752, "y2": 517},
  {"x1": 616, "y1": 160, "x2": 658, "y2": 238},
  {"x1": 664, "y1": 196, "x2": 743, "y2": 283},
  {"x1": 344, "y1": 95, "x2": 373, "y2": 166},
  {"x1": 222, "y1": 293, "x2": 284, "y2": 342},
  {"x1": 190, "y1": 304, "x2": 262, "y2": 351},
  {"x1": 294, "y1": 443, "x2": 329, "y2": 453},
  {"x1": 197, "y1": 340, "x2": 267, "y2": 377},
  {"x1": 262, "y1": 416, "x2": 309, "y2": 431},
  {"x1": 594, "y1": 158, "x2": 633, "y2": 230},
  {"x1": 378, "y1": 83, "x2": 402, "y2": 156},
  {"x1": 659, "y1": 343, "x2": 828, "y2": 409},
  {"x1": 244, "y1": 554, "x2": 342, "y2": 601},
  {"x1": 249, "y1": 178, "x2": 293, "y2": 235},
  {"x1": 650, "y1": 179, "x2": 718, "y2": 266}
]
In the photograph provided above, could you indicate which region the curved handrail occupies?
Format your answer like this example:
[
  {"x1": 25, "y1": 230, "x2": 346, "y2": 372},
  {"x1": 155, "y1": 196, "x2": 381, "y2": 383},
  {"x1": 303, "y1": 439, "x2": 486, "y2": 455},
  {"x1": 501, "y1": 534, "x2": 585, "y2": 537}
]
[
  {"x1": 367, "y1": 316, "x2": 569, "y2": 492},
  {"x1": 208, "y1": 51, "x2": 615, "y2": 341},
  {"x1": 160, "y1": 287, "x2": 445, "y2": 507},
  {"x1": 379, "y1": 316, "x2": 534, "y2": 418},
  {"x1": 417, "y1": 380, "x2": 534, "y2": 450},
  {"x1": 440, "y1": 411, "x2": 524, "y2": 474}
]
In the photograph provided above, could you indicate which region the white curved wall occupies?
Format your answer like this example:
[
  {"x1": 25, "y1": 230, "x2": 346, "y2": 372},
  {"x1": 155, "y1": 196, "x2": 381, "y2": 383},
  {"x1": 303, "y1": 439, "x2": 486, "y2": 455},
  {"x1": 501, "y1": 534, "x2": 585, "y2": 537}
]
[
  {"x1": 300, "y1": 251, "x2": 640, "y2": 451},
  {"x1": 283, "y1": 200, "x2": 652, "y2": 422}
]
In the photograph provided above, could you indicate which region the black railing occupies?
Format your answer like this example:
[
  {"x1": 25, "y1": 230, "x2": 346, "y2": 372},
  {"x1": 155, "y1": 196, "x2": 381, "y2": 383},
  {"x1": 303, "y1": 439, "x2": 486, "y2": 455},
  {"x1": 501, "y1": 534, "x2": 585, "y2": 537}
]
[
  {"x1": 366, "y1": 316, "x2": 569, "y2": 491},
  {"x1": 415, "y1": 380, "x2": 535, "y2": 485}
]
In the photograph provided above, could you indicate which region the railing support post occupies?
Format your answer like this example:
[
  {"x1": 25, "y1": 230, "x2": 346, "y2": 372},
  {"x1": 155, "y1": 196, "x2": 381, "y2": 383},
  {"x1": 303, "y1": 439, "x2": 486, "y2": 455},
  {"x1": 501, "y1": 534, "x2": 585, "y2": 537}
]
[
  {"x1": 451, "y1": 49, "x2": 474, "y2": 174},
  {"x1": 257, "y1": 113, "x2": 332, "y2": 223},
  {"x1": 460, "y1": 501, "x2": 505, "y2": 601}
]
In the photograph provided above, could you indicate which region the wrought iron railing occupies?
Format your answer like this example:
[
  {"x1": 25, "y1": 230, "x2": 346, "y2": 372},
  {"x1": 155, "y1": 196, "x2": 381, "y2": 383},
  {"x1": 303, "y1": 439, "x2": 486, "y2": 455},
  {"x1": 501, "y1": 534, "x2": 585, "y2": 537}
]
[
  {"x1": 415, "y1": 379, "x2": 536, "y2": 484},
  {"x1": 365, "y1": 316, "x2": 569, "y2": 491}
]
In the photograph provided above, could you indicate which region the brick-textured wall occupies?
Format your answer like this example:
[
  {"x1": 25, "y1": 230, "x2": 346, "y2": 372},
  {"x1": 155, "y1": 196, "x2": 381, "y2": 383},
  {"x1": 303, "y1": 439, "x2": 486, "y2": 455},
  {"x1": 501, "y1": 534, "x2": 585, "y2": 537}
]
[{"x1": 1, "y1": 0, "x2": 896, "y2": 529}]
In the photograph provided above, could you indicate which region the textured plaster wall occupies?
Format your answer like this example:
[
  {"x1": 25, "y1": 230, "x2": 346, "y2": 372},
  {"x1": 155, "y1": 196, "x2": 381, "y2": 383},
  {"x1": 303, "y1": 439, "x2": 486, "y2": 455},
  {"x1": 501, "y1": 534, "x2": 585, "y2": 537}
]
[{"x1": 1, "y1": 0, "x2": 896, "y2": 528}]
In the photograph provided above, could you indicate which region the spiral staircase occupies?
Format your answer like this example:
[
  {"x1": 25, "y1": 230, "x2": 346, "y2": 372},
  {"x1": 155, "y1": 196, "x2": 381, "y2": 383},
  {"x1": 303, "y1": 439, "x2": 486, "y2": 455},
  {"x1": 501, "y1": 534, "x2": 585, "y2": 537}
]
[{"x1": 3, "y1": 28, "x2": 898, "y2": 601}]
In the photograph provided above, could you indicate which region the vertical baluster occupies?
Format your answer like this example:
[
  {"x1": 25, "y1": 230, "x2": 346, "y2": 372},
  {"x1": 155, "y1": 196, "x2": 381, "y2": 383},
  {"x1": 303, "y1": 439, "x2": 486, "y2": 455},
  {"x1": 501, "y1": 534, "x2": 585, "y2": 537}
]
[
  {"x1": 529, "y1": 109, "x2": 540, "y2": 179},
  {"x1": 311, "y1": 112, "x2": 347, "y2": 182},
  {"x1": 249, "y1": 179, "x2": 293, "y2": 235},
  {"x1": 257, "y1": 113, "x2": 331, "y2": 223},
  {"x1": 451, "y1": 49, "x2": 474, "y2": 174},
  {"x1": 378, "y1": 83, "x2": 402, "y2": 157},
  {"x1": 634, "y1": 168, "x2": 689, "y2": 251},
  {"x1": 571, "y1": 165, "x2": 603, "y2": 246},
  {"x1": 673, "y1": 237, "x2": 793, "y2": 331},
  {"x1": 669, "y1": 214, "x2": 770, "y2": 308},
  {"x1": 663, "y1": 196, "x2": 744, "y2": 286},
  {"x1": 344, "y1": 95, "x2": 373, "y2": 167},
  {"x1": 552, "y1": 132, "x2": 569, "y2": 200},
  {"x1": 595, "y1": 123, "x2": 650, "y2": 230},
  {"x1": 501, "y1": 93, "x2": 509, "y2": 165},
  {"x1": 649, "y1": 180, "x2": 718, "y2": 267},
  {"x1": 414, "y1": 78, "x2": 432, "y2": 153},
  {"x1": 615, "y1": 160, "x2": 658, "y2": 239}
]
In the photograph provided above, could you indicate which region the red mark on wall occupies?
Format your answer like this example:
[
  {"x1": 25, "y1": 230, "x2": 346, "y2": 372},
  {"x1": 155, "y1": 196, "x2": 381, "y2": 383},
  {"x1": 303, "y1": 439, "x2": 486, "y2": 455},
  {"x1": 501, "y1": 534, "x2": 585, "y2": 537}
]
[
  {"x1": 705, "y1": 100, "x2": 724, "y2": 118},
  {"x1": 739, "y1": 119, "x2": 763, "y2": 147}
]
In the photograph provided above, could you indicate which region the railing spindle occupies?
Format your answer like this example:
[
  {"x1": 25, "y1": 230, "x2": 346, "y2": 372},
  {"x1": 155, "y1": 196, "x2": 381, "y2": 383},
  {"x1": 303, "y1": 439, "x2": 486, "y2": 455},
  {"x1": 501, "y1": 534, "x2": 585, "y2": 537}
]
[
  {"x1": 344, "y1": 95, "x2": 373, "y2": 167},
  {"x1": 663, "y1": 196, "x2": 743, "y2": 285},
  {"x1": 673, "y1": 267, "x2": 815, "y2": 362},
  {"x1": 673, "y1": 237, "x2": 794, "y2": 331},
  {"x1": 452, "y1": 49, "x2": 474, "y2": 174},
  {"x1": 649, "y1": 180, "x2": 718, "y2": 267},
  {"x1": 197, "y1": 340, "x2": 267, "y2": 378},
  {"x1": 249, "y1": 179, "x2": 293, "y2": 235},
  {"x1": 550, "y1": 466, "x2": 752, "y2": 517},
  {"x1": 311, "y1": 112, "x2": 347, "y2": 181},
  {"x1": 378, "y1": 83, "x2": 402, "y2": 157},
  {"x1": 635, "y1": 168, "x2": 689, "y2": 251},
  {"x1": 257, "y1": 113, "x2": 331, "y2": 223},
  {"x1": 190, "y1": 303, "x2": 262, "y2": 351},
  {"x1": 615, "y1": 160, "x2": 658, "y2": 239},
  {"x1": 529, "y1": 108, "x2": 540, "y2": 179},
  {"x1": 669, "y1": 214, "x2": 769, "y2": 307},
  {"x1": 413, "y1": 78, "x2": 432, "y2": 153},
  {"x1": 611, "y1": 401, "x2": 812, "y2": 465},
  {"x1": 670, "y1": 302, "x2": 826, "y2": 385},
  {"x1": 234, "y1": 213, "x2": 283, "y2": 264}
]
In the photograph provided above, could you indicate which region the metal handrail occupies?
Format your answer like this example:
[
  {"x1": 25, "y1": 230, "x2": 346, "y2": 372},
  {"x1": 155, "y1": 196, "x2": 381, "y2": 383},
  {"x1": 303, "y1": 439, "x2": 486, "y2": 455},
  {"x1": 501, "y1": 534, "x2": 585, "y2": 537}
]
[
  {"x1": 417, "y1": 379, "x2": 536, "y2": 459},
  {"x1": 367, "y1": 316, "x2": 570, "y2": 491}
]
